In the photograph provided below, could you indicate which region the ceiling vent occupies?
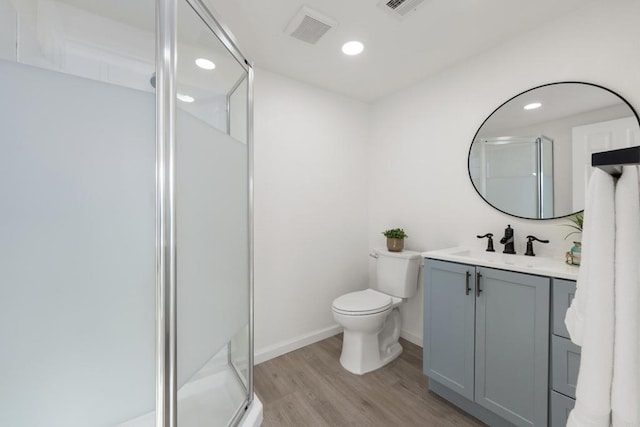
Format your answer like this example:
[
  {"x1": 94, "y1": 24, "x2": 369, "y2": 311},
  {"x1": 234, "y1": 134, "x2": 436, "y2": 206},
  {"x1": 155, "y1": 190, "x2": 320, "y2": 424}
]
[
  {"x1": 285, "y1": 6, "x2": 337, "y2": 44},
  {"x1": 377, "y1": 0, "x2": 426, "y2": 19}
]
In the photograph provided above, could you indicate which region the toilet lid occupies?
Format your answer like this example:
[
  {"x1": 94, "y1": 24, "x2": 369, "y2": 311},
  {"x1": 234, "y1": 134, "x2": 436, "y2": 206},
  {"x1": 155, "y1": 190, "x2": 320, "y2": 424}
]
[{"x1": 332, "y1": 289, "x2": 392, "y2": 315}]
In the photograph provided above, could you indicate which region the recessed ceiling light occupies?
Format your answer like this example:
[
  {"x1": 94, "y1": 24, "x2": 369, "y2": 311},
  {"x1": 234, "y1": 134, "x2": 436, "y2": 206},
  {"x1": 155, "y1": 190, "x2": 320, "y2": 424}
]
[
  {"x1": 342, "y1": 41, "x2": 364, "y2": 56},
  {"x1": 195, "y1": 58, "x2": 216, "y2": 70},
  {"x1": 524, "y1": 102, "x2": 542, "y2": 110},
  {"x1": 177, "y1": 93, "x2": 195, "y2": 103}
]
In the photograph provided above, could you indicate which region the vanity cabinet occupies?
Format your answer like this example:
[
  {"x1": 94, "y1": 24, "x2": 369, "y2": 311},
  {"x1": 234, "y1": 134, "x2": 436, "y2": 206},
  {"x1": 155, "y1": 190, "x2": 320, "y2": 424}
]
[{"x1": 424, "y1": 259, "x2": 550, "y2": 427}]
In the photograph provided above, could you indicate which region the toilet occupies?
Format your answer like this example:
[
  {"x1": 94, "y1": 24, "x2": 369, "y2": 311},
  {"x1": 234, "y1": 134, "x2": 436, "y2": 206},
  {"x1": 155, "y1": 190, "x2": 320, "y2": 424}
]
[{"x1": 331, "y1": 248, "x2": 421, "y2": 375}]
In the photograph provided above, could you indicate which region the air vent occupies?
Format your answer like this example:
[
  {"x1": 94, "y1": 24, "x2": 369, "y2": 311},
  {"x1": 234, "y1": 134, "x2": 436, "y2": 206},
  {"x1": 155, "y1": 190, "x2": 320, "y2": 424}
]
[
  {"x1": 377, "y1": 0, "x2": 426, "y2": 19},
  {"x1": 285, "y1": 6, "x2": 337, "y2": 44}
]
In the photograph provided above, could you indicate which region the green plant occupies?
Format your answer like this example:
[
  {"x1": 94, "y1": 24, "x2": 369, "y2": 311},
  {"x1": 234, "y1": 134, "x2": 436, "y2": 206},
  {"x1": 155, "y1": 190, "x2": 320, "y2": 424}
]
[
  {"x1": 382, "y1": 228, "x2": 408, "y2": 239},
  {"x1": 563, "y1": 212, "x2": 584, "y2": 240}
]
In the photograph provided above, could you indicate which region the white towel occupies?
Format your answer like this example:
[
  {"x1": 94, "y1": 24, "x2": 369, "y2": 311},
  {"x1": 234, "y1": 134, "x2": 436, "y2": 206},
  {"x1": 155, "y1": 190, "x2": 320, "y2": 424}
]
[
  {"x1": 611, "y1": 166, "x2": 640, "y2": 427},
  {"x1": 566, "y1": 168, "x2": 616, "y2": 427}
]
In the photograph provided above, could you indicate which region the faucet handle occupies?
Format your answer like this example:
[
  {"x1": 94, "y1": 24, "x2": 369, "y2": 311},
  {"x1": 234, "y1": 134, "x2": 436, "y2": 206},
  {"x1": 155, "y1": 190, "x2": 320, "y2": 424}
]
[
  {"x1": 526, "y1": 235, "x2": 549, "y2": 243},
  {"x1": 524, "y1": 235, "x2": 549, "y2": 256},
  {"x1": 477, "y1": 233, "x2": 495, "y2": 252}
]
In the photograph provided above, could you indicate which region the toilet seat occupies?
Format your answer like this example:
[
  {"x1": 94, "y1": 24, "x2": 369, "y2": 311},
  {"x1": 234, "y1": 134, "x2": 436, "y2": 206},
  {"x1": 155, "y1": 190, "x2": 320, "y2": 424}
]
[{"x1": 332, "y1": 289, "x2": 392, "y2": 316}]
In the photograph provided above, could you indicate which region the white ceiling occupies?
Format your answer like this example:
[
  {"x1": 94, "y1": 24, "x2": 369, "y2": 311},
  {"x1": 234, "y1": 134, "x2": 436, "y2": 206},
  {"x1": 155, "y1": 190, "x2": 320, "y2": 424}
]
[{"x1": 204, "y1": 0, "x2": 597, "y2": 102}]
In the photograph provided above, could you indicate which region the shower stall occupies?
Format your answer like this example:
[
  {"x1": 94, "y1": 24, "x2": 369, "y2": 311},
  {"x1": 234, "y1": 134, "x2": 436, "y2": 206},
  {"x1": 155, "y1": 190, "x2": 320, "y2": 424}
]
[{"x1": 0, "y1": 0, "x2": 256, "y2": 426}]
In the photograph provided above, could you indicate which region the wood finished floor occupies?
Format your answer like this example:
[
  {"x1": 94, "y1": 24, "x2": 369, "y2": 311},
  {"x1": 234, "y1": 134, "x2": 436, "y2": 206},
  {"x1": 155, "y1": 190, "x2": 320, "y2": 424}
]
[{"x1": 254, "y1": 335, "x2": 485, "y2": 426}]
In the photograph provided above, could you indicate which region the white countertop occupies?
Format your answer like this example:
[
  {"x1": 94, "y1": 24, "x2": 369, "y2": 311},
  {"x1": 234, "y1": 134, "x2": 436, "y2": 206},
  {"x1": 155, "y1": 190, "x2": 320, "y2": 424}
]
[{"x1": 422, "y1": 246, "x2": 579, "y2": 281}]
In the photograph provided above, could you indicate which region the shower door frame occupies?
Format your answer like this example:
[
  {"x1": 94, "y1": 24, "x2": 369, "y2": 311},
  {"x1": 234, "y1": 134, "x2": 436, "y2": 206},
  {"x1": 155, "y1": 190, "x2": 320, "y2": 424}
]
[{"x1": 155, "y1": 1, "x2": 254, "y2": 426}]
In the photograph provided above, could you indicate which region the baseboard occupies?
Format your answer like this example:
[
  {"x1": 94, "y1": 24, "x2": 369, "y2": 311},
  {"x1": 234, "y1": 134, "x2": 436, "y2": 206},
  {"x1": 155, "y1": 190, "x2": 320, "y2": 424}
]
[
  {"x1": 400, "y1": 329, "x2": 423, "y2": 347},
  {"x1": 254, "y1": 326, "x2": 421, "y2": 365},
  {"x1": 254, "y1": 324, "x2": 343, "y2": 365}
]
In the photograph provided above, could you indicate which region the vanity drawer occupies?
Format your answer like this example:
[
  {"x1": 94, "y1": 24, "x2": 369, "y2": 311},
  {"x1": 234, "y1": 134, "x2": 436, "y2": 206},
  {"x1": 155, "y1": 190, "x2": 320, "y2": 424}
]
[
  {"x1": 550, "y1": 390, "x2": 576, "y2": 427},
  {"x1": 552, "y1": 279, "x2": 576, "y2": 339},
  {"x1": 552, "y1": 335, "x2": 581, "y2": 399}
]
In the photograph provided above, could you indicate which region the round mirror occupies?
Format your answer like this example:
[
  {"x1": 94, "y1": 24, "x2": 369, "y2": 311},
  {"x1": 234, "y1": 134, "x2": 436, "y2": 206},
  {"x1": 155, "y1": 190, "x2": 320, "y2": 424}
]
[{"x1": 468, "y1": 82, "x2": 640, "y2": 219}]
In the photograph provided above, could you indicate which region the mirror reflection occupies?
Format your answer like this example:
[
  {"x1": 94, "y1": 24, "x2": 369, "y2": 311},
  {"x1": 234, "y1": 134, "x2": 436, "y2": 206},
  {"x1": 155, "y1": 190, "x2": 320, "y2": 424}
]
[{"x1": 468, "y1": 82, "x2": 640, "y2": 219}]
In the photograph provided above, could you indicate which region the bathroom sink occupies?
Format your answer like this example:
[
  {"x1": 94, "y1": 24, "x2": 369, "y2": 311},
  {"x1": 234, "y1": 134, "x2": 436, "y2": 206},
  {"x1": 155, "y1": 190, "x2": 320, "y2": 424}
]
[{"x1": 423, "y1": 246, "x2": 578, "y2": 280}]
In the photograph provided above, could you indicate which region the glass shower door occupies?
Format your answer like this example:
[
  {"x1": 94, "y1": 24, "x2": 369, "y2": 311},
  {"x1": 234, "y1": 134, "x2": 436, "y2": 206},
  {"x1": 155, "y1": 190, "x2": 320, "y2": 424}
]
[{"x1": 174, "y1": 1, "x2": 251, "y2": 425}]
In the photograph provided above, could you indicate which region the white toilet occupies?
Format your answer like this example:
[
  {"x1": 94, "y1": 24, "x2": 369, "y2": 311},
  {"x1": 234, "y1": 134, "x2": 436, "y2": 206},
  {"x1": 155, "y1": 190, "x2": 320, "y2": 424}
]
[{"x1": 331, "y1": 248, "x2": 421, "y2": 375}]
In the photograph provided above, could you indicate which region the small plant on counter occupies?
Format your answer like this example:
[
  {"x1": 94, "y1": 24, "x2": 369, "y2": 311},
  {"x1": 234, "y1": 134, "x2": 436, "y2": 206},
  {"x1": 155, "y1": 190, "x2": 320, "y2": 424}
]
[
  {"x1": 563, "y1": 212, "x2": 584, "y2": 240},
  {"x1": 382, "y1": 228, "x2": 408, "y2": 239},
  {"x1": 382, "y1": 228, "x2": 408, "y2": 252}
]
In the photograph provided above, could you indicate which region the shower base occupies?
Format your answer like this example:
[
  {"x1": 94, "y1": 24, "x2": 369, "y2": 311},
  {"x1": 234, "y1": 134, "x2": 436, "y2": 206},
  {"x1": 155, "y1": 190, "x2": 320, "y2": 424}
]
[{"x1": 120, "y1": 346, "x2": 259, "y2": 426}]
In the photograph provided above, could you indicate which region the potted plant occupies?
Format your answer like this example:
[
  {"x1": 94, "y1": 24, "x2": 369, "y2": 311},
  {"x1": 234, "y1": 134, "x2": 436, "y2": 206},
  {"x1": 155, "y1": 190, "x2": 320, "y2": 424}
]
[
  {"x1": 563, "y1": 212, "x2": 583, "y2": 266},
  {"x1": 382, "y1": 228, "x2": 408, "y2": 252}
]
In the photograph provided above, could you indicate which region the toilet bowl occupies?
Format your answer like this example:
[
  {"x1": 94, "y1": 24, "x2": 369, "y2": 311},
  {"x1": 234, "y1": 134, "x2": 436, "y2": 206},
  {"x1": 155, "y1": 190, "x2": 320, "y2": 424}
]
[
  {"x1": 331, "y1": 248, "x2": 421, "y2": 375},
  {"x1": 332, "y1": 289, "x2": 404, "y2": 374}
]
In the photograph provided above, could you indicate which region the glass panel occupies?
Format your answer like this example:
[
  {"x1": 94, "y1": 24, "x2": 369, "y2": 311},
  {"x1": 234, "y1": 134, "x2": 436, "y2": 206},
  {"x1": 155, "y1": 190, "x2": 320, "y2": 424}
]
[
  {"x1": 230, "y1": 324, "x2": 250, "y2": 387},
  {"x1": 0, "y1": 0, "x2": 17, "y2": 61},
  {"x1": 175, "y1": 1, "x2": 250, "y2": 425},
  {"x1": 230, "y1": 76, "x2": 248, "y2": 144},
  {"x1": 0, "y1": 0, "x2": 156, "y2": 426}
]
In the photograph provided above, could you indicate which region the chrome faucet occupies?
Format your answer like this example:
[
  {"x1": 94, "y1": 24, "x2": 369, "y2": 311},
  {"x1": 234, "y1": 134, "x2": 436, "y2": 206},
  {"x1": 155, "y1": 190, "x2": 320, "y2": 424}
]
[{"x1": 500, "y1": 225, "x2": 516, "y2": 254}]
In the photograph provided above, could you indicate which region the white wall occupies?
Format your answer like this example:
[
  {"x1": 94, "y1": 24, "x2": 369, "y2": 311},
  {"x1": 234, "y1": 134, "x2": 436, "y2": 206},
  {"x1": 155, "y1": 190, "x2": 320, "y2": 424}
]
[
  {"x1": 253, "y1": 69, "x2": 370, "y2": 362},
  {"x1": 369, "y1": 0, "x2": 640, "y2": 346}
]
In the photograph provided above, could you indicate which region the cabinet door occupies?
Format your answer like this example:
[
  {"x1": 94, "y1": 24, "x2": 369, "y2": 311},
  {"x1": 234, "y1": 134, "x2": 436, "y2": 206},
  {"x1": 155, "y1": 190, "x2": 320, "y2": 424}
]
[
  {"x1": 474, "y1": 267, "x2": 550, "y2": 427},
  {"x1": 552, "y1": 335, "x2": 581, "y2": 399},
  {"x1": 552, "y1": 279, "x2": 576, "y2": 339},
  {"x1": 550, "y1": 390, "x2": 576, "y2": 427},
  {"x1": 424, "y1": 259, "x2": 476, "y2": 400}
]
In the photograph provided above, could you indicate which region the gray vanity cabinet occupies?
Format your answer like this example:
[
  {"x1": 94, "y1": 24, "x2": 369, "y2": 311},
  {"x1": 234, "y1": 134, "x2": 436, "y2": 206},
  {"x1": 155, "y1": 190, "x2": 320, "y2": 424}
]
[{"x1": 424, "y1": 259, "x2": 550, "y2": 427}]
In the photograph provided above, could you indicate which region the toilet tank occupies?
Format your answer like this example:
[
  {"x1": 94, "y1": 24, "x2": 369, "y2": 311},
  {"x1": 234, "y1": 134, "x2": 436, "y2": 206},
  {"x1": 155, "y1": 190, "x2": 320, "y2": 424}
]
[{"x1": 374, "y1": 248, "x2": 422, "y2": 298}]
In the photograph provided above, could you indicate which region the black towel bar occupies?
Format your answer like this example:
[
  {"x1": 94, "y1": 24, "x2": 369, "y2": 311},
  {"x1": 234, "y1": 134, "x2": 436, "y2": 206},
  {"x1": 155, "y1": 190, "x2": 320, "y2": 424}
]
[{"x1": 592, "y1": 146, "x2": 640, "y2": 176}]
